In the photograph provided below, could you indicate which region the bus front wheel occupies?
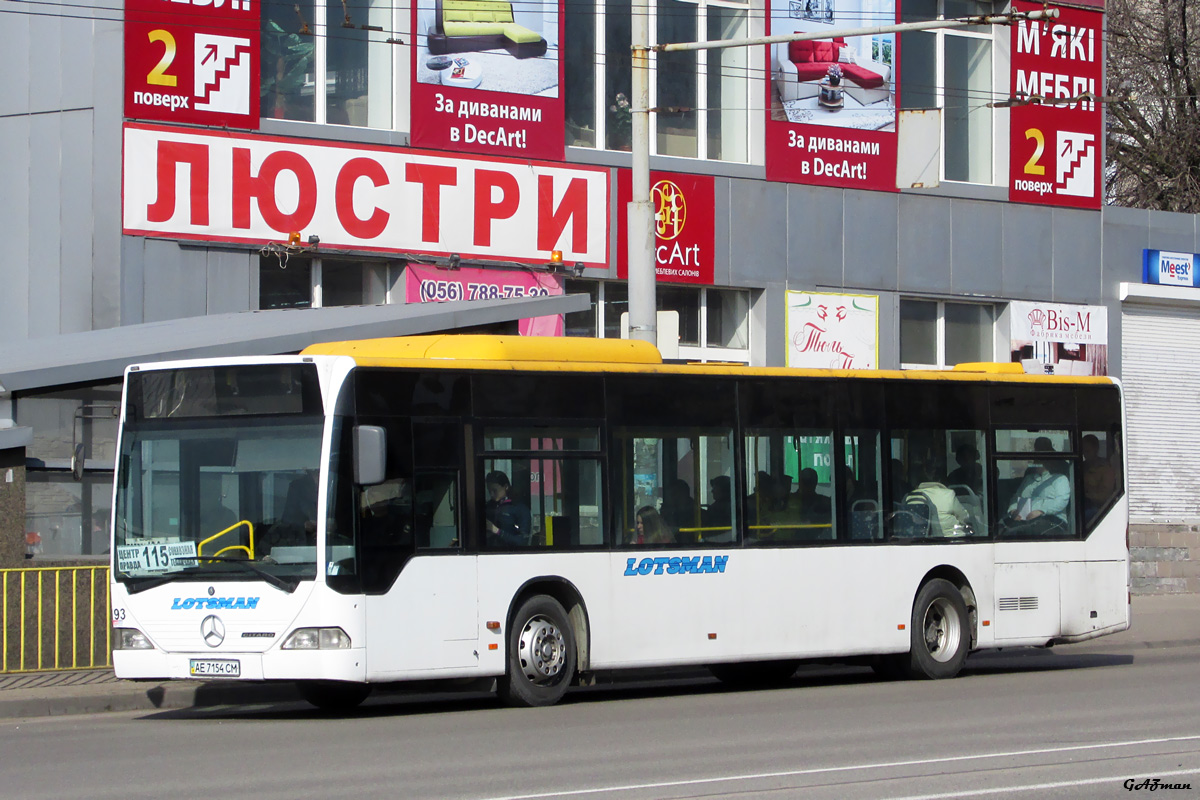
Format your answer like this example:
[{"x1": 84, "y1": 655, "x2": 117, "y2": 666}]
[
  {"x1": 907, "y1": 579, "x2": 970, "y2": 679},
  {"x1": 498, "y1": 595, "x2": 577, "y2": 707}
]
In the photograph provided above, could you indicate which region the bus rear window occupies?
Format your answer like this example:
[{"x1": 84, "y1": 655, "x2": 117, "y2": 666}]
[{"x1": 127, "y1": 365, "x2": 323, "y2": 420}]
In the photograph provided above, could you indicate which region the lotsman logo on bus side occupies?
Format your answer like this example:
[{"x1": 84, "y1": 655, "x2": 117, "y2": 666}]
[
  {"x1": 171, "y1": 597, "x2": 260, "y2": 610},
  {"x1": 623, "y1": 555, "x2": 728, "y2": 576}
]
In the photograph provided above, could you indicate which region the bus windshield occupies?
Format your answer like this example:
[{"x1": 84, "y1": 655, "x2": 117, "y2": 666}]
[{"x1": 113, "y1": 365, "x2": 325, "y2": 589}]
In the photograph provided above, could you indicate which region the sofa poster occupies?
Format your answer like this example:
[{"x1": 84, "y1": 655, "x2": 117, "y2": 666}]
[
  {"x1": 404, "y1": 263, "x2": 565, "y2": 335},
  {"x1": 765, "y1": 0, "x2": 897, "y2": 191},
  {"x1": 1008, "y1": 0, "x2": 1103, "y2": 209},
  {"x1": 411, "y1": 0, "x2": 564, "y2": 161},
  {"x1": 786, "y1": 291, "x2": 878, "y2": 369}
]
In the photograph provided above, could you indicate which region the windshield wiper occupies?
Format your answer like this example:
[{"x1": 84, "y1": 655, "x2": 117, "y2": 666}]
[
  {"x1": 125, "y1": 575, "x2": 176, "y2": 595},
  {"x1": 194, "y1": 556, "x2": 301, "y2": 593}
]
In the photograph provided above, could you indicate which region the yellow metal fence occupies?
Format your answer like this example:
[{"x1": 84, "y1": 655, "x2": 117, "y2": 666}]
[{"x1": 1, "y1": 566, "x2": 111, "y2": 674}]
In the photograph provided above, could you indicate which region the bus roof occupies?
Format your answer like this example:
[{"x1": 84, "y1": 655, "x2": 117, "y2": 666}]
[{"x1": 300, "y1": 335, "x2": 1115, "y2": 385}]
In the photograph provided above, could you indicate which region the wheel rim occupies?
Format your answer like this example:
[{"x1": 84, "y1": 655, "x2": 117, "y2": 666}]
[
  {"x1": 922, "y1": 597, "x2": 962, "y2": 663},
  {"x1": 518, "y1": 615, "x2": 567, "y2": 685}
]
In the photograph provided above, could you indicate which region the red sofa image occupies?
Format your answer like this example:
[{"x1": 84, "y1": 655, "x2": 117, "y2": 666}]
[{"x1": 773, "y1": 37, "x2": 891, "y2": 105}]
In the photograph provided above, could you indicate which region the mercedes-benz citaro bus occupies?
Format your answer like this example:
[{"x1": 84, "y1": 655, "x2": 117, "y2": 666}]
[{"x1": 111, "y1": 335, "x2": 1129, "y2": 710}]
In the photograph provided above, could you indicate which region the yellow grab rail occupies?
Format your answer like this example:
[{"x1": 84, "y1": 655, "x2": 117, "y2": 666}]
[{"x1": 198, "y1": 521, "x2": 255, "y2": 561}]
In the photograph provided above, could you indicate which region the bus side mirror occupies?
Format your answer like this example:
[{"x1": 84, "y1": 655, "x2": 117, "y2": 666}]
[{"x1": 353, "y1": 425, "x2": 386, "y2": 485}]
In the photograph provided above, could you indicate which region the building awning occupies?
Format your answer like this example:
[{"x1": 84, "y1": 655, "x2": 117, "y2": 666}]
[
  {"x1": 0, "y1": 294, "x2": 589, "y2": 394},
  {"x1": 0, "y1": 426, "x2": 33, "y2": 450}
]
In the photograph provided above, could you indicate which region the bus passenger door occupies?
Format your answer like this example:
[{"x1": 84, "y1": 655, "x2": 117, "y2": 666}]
[{"x1": 364, "y1": 471, "x2": 480, "y2": 675}]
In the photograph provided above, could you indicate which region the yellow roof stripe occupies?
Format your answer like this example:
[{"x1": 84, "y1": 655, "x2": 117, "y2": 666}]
[{"x1": 301, "y1": 335, "x2": 1115, "y2": 385}]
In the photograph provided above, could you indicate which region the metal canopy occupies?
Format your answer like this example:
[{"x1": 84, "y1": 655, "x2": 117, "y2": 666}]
[{"x1": 0, "y1": 294, "x2": 590, "y2": 394}]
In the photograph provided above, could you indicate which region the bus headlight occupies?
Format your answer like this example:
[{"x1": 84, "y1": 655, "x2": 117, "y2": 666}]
[
  {"x1": 281, "y1": 627, "x2": 351, "y2": 650},
  {"x1": 114, "y1": 628, "x2": 155, "y2": 650}
]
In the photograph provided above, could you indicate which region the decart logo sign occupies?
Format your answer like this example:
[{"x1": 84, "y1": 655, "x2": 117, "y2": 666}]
[{"x1": 623, "y1": 555, "x2": 728, "y2": 576}]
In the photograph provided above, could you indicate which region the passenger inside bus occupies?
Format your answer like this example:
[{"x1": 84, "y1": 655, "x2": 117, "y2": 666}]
[
  {"x1": 484, "y1": 471, "x2": 532, "y2": 547},
  {"x1": 659, "y1": 478, "x2": 697, "y2": 540},
  {"x1": 701, "y1": 475, "x2": 733, "y2": 538},
  {"x1": 1002, "y1": 438, "x2": 1071, "y2": 536},
  {"x1": 634, "y1": 506, "x2": 674, "y2": 546},
  {"x1": 904, "y1": 473, "x2": 971, "y2": 537},
  {"x1": 260, "y1": 470, "x2": 318, "y2": 553},
  {"x1": 1082, "y1": 434, "x2": 1116, "y2": 520},
  {"x1": 945, "y1": 444, "x2": 984, "y2": 495}
]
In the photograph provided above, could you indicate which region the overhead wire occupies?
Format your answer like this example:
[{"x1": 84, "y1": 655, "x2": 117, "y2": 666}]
[{"x1": 0, "y1": 0, "x2": 1100, "y2": 117}]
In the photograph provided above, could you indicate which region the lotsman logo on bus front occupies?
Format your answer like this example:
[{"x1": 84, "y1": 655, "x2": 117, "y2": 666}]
[
  {"x1": 171, "y1": 597, "x2": 260, "y2": 610},
  {"x1": 623, "y1": 555, "x2": 728, "y2": 576}
]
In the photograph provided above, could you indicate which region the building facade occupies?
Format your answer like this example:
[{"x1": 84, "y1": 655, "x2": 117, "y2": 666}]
[{"x1": 1, "y1": 0, "x2": 1197, "y2": 589}]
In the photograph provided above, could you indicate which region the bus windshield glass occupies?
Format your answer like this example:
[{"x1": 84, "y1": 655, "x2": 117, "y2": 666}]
[{"x1": 114, "y1": 365, "x2": 324, "y2": 588}]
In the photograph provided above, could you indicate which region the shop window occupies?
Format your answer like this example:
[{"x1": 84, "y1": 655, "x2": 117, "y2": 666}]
[
  {"x1": 900, "y1": 299, "x2": 994, "y2": 369},
  {"x1": 570, "y1": 281, "x2": 750, "y2": 362},
  {"x1": 564, "y1": 0, "x2": 753, "y2": 161},
  {"x1": 259, "y1": 256, "x2": 395, "y2": 310},
  {"x1": 260, "y1": 0, "x2": 397, "y2": 127},
  {"x1": 899, "y1": 0, "x2": 994, "y2": 184}
]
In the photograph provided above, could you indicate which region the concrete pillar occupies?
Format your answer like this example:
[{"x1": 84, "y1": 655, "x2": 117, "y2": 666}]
[{"x1": 0, "y1": 448, "x2": 26, "y2": 567}]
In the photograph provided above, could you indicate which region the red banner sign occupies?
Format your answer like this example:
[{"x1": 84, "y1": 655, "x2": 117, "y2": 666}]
[
  {"x1": 122, "y1": 123, "x2": 609, "y2": 266},
  {"x1": 410, "y1": 0, "x2": 564, "y2": 161},
  {"x1": 124, "y1": 0, "x2": 259, "y2": 129},
  {"x1": 616, "y1": 171, "x2": 715, "y2": 285},
  {"x1": 1009, "y1": 1, "x2": 1104, "y2": 209}
]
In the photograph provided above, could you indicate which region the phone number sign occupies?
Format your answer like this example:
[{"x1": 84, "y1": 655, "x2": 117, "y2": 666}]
[{"x1": 124, "y1": 0, "x2": 260, "y2": 129}]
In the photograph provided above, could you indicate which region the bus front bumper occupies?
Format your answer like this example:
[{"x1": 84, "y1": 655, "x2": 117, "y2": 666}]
[{"x1": 114, "y1": 648, "x2": 366, "y2": 683}]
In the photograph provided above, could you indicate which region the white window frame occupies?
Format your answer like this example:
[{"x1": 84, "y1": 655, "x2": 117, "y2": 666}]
[
  {"x1": 903, "y1": 2, "x2": 998, "y2": 185},
  {"x1": 571, "y1": 0, "x2": 762, "y2": 163},
  {"x1": 589, "y1": 282, "x2": 752, "y2": 362},
  {"x1": 270, "y1": 0, "x2": 407, "y2": 130},
  {"x1": 899, "y1": 298, "x2": 996, "y2": 370}
]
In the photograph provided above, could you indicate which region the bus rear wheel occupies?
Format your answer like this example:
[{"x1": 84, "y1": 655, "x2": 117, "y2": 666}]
[
  {"x1": 297, "y1": 680, "x2": 371, "y2": 712},
  {"x1": 907, "y1": 579, "x2": 970, "y2": 679},
  {"x1": 498, "y1": 595, "x2": 576, "y2": 707}
]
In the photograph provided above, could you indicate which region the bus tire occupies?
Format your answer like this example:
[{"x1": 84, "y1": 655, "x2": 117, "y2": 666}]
[
  {"x1": 297, "y1": 680, "x2": 371, "y2": 712},
  {"x1": 708, "y1": 660, "x2": 799, "y2": 687},
  {"x1": 498, "y1": 595, "x2": 576, "y2": 707},
  {"x1": 907, "y1": 579, "x2": 970, "y2": 679}
]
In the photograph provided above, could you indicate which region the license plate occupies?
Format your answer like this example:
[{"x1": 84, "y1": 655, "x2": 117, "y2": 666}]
[{"x1": 189, "y1": 659, "x2": 240, "y2": 678}]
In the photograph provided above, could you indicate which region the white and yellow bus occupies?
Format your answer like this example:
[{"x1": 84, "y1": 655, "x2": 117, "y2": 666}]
[{"x1": 111, "y1": 335, "x2": 1129, "y2": 709}]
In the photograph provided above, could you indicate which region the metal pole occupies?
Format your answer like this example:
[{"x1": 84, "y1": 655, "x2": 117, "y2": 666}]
[
  {"x1": 627, "y1": 0, "x2": 656, "y2": 346},
  {"x1": 625, "y1": 9, "x2": 1058, "y2": 353}
]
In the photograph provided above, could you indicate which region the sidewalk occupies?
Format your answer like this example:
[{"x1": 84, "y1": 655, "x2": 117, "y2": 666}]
[{"x1": 2, "y1": 593, "x2": 1197, "y2": 720}]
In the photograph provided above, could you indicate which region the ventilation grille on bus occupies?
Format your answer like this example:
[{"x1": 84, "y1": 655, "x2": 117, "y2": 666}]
[{"x1": 998, "y1": 596, "x2": 1039, "y2": 611}]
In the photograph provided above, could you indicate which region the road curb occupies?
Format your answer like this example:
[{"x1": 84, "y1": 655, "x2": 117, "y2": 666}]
[{"x1": 0, "y1": 681, "x2": 303, "y2": 720}]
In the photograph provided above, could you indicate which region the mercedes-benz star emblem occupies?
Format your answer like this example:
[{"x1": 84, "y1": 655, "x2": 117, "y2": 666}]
[{"x1": 201, "y1": 615, "x2": 225, "y2": 648}]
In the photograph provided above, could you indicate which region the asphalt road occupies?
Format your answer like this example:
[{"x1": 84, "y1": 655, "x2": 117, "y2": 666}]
[{"x1": 3, "y1": 640, "x2": 1198, "y2": 800}]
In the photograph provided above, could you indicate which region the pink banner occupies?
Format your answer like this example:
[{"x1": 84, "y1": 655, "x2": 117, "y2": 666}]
[{"x1": 404, "y1": 264, "x2": 565, "y2": 336}]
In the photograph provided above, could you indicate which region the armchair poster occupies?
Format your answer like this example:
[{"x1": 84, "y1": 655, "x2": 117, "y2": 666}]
[
  {"x1": 765, "y1": 0, "x2": 897, "y2": 191},
  {"x1": 411, "y1": 0, "x2": 564, "y2": 161}
]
